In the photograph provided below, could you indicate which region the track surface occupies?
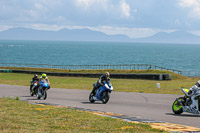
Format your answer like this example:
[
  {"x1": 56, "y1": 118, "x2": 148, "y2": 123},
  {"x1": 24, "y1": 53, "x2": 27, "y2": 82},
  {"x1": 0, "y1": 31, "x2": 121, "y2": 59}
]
[{"x1": 1, "y1": 84, "x2": 200, "y2": 128}]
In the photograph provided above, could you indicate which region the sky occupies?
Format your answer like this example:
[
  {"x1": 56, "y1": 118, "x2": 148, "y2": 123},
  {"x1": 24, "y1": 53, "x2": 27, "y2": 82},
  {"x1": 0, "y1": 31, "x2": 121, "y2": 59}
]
[{"x1": 0, "y1": 0, "x2": 200, "y2": 38}]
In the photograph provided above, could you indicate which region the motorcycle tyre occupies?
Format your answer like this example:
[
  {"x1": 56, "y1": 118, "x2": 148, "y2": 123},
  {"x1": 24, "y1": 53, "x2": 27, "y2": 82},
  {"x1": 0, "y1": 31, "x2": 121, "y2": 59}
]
[
  {"x1": 34, "y1": 87, "x2": 38, "y2": 96},
  {"x1": 172, "y1": 97, "x2": 183, "y2": 114},
  {"x1": 102, "y1": 91, "x2": 110, "y2": 104},
  {"x1": 42, "y1": 90, "x2": 47, "y2": 100},
  {"x1": 37, "y1": 94, "x2": 41, "y2": 99},
  {"x1": 30, "y1": 89, "x2": 34, "y2": 96},
  {"x1": 89, "y1": 92, "x2": 95, "y2": 103},
  {"x1": 30, "y1": 86, "x2": 34, "y2": 96},
  {"x1": 36, "y1": 87, "x2": 41, "y2": 99}
]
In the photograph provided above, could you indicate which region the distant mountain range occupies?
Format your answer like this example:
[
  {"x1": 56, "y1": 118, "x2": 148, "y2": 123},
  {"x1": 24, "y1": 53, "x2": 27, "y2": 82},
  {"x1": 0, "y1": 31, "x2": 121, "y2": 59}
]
[
  {"x1": 0, "y1": 27, "x2": 200, "y2": 44},
  {"x1": 0, "y1": 27, "x2": 130, "y2": 42},
  {"x1": 134, "y1": 30, "x2": 200, "y2": 44}
]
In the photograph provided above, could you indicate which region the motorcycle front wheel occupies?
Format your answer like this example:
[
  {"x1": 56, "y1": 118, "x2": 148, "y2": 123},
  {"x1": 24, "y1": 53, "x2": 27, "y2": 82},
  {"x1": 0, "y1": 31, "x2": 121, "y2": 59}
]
[
  {"x1": 42, "y1": 90, "x2": 47, "y2": 100},
  {"x1": 172, "y1": 97, "x2": 183, "y2": 114},
  {"x1": 37, "y1": 93, "x2": 41, "y2": 99},
  {"x1": 101, "y1": 91, "x2": 110, "y2": 104},
  {"x1": 37, "y1": 88, "x2": 41, "y2": 99}
]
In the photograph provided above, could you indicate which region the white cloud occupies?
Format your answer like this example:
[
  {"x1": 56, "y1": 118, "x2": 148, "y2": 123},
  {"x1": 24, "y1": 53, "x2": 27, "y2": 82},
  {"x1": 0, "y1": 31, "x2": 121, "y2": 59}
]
[
  {"x1": 0, "y1": 25, "x2": 13, "y2": 32},
  {"x1": 179, "y1": 0, "x2": 200, "y2": 18},
  {"x1": 120, "y1": 0, "x2": 131, "y2": 17},
  {"x1": 190, "y1": 30, "x2": 200, "y2": 36},
  {"x1": 2, "y1": 0, "x2": 200, "y2": 38},
  {"x1": 76, "y1": 0, "x2": 108, "y2": 9},
  {"x1": 179, "y1": 0, "x2": 199, "y2": 7},
  {"x1": 77, "y1": 0, "x2": 93, "y2": 7},
  {"x1": 75, "y1": 0, "x2": 133, "y2": 18}
]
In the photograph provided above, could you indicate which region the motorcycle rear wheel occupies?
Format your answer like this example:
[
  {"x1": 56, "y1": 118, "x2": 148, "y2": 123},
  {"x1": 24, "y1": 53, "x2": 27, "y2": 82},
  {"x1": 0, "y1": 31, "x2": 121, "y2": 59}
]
[
  {"x1": 30, "y1": 86, "x2": 35, "y2": 96},
  {"x1": 172, "y1": 97, "x2": 183, "y2": 114},
  {"x1": 89, "y1": 92, "x2": 95, "y2": 103}
]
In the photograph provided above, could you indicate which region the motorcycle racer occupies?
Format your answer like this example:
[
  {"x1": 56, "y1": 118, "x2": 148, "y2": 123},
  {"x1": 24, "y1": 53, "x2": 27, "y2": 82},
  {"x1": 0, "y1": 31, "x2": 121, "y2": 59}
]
[
  {"x1": 92, "y1": 72, "x2": 110, "y2": 94},
  {"x1": 30, "y1": 74, "x2": 39, "y2": 92},
  {"x1": 188, "y1": 80, "x2": 200, "y2": 109},
  {"x1": 172, "y1": 81, "x2": 200, "y2": 114},
  {"x1": 188, "y1": 80, "x2": 200, "y2": 96},
  {"x1": 38, "y1": 73, "x2": 50, "y2": 96},
  {"x1": 39, "y1": 73, "x2": 50, "y2": 89}
]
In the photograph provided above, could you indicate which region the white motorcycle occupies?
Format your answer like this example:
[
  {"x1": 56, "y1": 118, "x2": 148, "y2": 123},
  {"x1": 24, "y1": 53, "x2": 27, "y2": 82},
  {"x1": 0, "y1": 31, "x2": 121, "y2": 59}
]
[{"x1": 172, "y1": 87, "x2": 200, "y2": 114}]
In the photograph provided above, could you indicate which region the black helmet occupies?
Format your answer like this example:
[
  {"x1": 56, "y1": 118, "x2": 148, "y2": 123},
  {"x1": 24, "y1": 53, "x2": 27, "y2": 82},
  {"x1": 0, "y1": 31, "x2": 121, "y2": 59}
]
[{"x1": 34, "y1": 74, "x2": 38, "y2": 78}]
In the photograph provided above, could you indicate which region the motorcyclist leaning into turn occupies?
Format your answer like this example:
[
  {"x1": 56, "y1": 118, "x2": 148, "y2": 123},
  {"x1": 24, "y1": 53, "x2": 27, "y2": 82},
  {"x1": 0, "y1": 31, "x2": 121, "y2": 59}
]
[
  {"x1": 92, "y1": 72, "x2": 110, "y2": 94},
  {"x1": 188, "y1": 80, "x2": 200, "y2": 109},
  {"x1": 30, "y1": 74, "x2": 39, "y2": 90},
  {"x1": 188, "y1": 80, "x2": 200, "y2": 96},
  {"x1": 39, "y1": 73, "x2": 51, "y2": 89}
]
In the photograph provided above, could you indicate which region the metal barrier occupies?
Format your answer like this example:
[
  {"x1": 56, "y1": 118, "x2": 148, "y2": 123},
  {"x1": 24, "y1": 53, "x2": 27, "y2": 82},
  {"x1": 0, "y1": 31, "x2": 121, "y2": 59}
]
[
  {"x1": 11, "y1": 70, "x2": 171, "y2": 80},
  {"x1": 0, "y1": 69, "x2": 11, "y2": 73},
  {"x1": 2, "y1": 63, "x2": 200, "y2": 77},
  {"x1": 182, "y1": 71, "x2": 200, "y2": 77},
  {"x1": 0, "y1": 63, "x2": 182, "y2": 74}
]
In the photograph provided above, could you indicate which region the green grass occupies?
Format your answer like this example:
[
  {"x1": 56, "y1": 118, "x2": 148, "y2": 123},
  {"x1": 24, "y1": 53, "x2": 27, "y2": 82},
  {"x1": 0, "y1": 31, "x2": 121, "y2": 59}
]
[
  {"x1": 0, "y1": 67, "x2": 197, "y2": 94},
  {"x1": 0, "y1": 72, "x2": 198, "y2": 94},
  {"x1": 0, "y1": 98, "x2": 166, "y2": 133}
]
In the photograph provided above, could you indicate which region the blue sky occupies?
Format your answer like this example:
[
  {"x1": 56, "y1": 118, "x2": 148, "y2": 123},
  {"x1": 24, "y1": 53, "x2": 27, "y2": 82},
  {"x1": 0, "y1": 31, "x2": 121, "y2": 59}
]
[{"x1": 0, "y1": 0, "x2": 200, "y2": 38}]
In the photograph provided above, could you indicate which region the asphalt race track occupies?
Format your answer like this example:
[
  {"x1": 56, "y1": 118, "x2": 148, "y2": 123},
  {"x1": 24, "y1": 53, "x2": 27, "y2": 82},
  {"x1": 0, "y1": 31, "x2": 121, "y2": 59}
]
[{"x1": 1, "y1": 84, "x2": 200, "y2": 128}]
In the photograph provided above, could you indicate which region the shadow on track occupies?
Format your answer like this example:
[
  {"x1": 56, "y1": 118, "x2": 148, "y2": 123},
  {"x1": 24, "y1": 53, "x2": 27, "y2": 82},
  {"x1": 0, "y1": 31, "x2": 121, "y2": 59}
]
[
  {"x1": 81, "y1": 102, "x2": 102, "y2": 104},
  {"x1": 22, "y1": 98, "x2": 40, "y2": 101},
  {"x1": 166, "y1": 113, "x2": 200, "y2": 117},
  {"x1": 21, "y1": 96, "x2": 33, "y2": 97}
]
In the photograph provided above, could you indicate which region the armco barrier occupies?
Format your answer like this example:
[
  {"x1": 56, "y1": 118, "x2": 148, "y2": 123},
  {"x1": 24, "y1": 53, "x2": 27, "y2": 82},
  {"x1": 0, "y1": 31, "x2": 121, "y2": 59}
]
[
  {"x1": 0, "y1": 69, "x2": 11, "y2": 73},
  {"x1": 11, "y1": 70, "x2": 171, "y2": 80}
]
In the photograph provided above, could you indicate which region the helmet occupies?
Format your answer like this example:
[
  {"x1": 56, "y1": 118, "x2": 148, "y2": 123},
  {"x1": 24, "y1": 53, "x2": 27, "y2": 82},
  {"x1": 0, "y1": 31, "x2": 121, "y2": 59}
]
[
  {"x1": 34, "y1": 74, "x2": 38, "y2": 78},
  {"x1": 105, "y1": 72, "x2": 110, "y2": 79},
  {"x1": 42, "y1": 73, "x2": 46, "y2": 79}
]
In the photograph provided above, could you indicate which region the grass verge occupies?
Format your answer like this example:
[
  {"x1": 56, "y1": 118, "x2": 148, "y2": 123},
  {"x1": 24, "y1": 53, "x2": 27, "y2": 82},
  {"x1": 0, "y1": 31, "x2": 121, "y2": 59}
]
[
  {"x1": 0, "y1": 97, "x2": 166, "y2": 133},
  {"x1": 0, "y1": 72, "x2": 198, "y2": 94}
]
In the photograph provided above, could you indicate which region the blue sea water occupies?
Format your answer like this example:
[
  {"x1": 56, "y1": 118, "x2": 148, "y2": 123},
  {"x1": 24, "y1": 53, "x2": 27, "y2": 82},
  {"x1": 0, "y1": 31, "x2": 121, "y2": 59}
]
[{"x1": 0, "y1": 40, "x2": 200, "y2": 72}]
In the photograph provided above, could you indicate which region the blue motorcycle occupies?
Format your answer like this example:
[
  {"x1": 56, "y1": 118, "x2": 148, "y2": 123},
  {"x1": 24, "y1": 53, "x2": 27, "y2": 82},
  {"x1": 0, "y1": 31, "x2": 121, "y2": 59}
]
[
  {"x1": 37, "y1": 80, "x2": 49, "y2": 100},
  {"x1": 89, "y1": 80, "x2": 113, "y2": 104}
]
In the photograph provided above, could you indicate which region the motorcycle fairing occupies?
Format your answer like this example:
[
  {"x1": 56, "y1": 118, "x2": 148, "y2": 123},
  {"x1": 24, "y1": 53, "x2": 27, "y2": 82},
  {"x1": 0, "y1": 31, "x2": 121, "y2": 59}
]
[
  {"x1": 96, "y1": 86, "x2": 107, "y2": 100},
  {"x1": 181, "y1": 88, "x2": 189, "y2": 97},
  {"x1": 182, "y1": 93, "x2": 200, "y2": 114},
  {"x1": 40, "y1": 81, "x2": 49, "y2": 88},
  {"x1": 182, "y1": 106, "x2": 200, "y2": 114}
]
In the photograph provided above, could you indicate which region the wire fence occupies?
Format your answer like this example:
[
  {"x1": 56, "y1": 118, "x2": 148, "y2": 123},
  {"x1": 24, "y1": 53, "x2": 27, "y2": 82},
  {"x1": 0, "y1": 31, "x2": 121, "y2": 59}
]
[
  {"x1": 181, "y1": 71, "x2": 200, "y2": 77},
  {"x1": 0, "y1": 63, "x2": 182, "y2": 74}
]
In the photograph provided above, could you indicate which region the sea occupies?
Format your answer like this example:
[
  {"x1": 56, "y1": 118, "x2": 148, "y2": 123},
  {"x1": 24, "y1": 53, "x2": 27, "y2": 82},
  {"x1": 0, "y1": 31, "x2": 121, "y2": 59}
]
[{"x1": 0, "y1": 40, "x2": 200, "y2": 75}]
